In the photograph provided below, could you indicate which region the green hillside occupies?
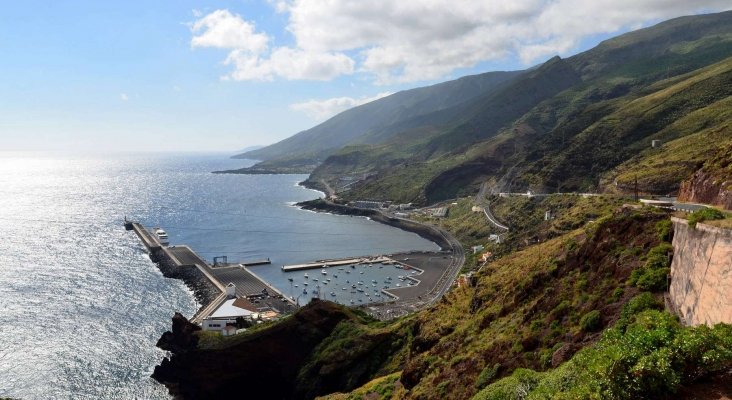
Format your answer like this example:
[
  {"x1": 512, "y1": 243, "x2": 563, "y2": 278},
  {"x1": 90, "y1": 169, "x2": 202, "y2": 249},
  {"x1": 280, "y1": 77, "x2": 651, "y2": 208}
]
[
  {"x1": 235, "y1": 70, "x2": 523, "y2": 164},
  {"x1": 298, "y1": 11, "x2": 732, "y2": 204}
]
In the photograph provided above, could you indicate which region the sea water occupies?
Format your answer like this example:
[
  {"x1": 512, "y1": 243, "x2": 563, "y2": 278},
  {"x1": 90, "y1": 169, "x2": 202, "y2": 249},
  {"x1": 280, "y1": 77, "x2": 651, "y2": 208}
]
[{"x1": 0, "y1": 152, "x2": 437, "y2": 399}]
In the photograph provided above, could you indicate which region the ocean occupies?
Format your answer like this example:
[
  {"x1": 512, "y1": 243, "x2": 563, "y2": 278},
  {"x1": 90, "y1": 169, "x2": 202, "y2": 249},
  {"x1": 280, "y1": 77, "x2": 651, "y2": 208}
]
[{"x1": 0, "y1": 152, "x2": 437, "y2": 399}]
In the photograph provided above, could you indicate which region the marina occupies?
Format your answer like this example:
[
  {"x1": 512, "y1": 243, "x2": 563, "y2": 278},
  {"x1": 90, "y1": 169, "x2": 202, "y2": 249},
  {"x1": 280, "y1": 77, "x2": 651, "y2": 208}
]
[
  {"x1": 126, "y1": 220, "x2": 295, "y2": 325},
  {"x1": 127, "y1": 218, "x2": 458, "y2": 320}
]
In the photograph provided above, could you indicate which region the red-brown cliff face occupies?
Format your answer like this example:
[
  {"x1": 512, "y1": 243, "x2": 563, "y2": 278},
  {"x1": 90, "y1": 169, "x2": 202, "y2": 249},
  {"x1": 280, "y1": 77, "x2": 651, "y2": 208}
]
[{"x1": 678, "y1": 144, "x2": 732, "y2": 210}]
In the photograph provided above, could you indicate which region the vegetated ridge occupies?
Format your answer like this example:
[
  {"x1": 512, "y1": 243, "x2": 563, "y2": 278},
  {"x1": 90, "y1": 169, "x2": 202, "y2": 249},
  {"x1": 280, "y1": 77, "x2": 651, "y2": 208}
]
[
  {"x1": 233, "y1": 70, "x2": 523, "y2": 171},
  {"x1": 231, "y1": 11, "x2": 732, "y2": 205}
]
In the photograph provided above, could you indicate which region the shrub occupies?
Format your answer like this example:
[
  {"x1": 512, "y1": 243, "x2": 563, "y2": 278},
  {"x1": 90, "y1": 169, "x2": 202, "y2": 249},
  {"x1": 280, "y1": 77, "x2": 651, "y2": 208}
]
[
  {"x1": 628, "y1": 243, "x2": 672, "y2": 291},
  {"x1": 475, "y1": 363, "x2": 501, "y2": 389},
  {"x1": 688, "y1": 208, "x2": 726, "y2": 228},
  {"x1": 579, "y1": 310, "x2": 602, "y2": 332},
  {"x1": 475, "y1": 310, "x2": 732, "y2": 399},
  {"x1": 611, "y1": 287, "x2": 624, "y2": 301},
  {"x1": 655, "y1": 219, "x2": 673, "y2": 242},
  {"x1": 636, "y1": 267, "x2": 670, "y2": 291}
]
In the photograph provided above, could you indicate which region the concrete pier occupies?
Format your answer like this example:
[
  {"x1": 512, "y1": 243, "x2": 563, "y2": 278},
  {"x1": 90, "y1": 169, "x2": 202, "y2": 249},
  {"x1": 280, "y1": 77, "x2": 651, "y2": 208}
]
[
  {"x1": 127, "y1": 222, "x2": 294, "y2": 326},
  {"x1": 281, "y1": 256, "x2": 392, "y2": 271},
  {"x1": 130, "y1": 222, "x2": 162, "y2": 251}
]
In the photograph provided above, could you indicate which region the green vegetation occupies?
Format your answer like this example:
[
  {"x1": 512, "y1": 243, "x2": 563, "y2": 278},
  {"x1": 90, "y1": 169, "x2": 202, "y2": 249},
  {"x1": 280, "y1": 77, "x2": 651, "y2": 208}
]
[
  {"x1": 474, "y1": 309, "x2": 732, "y2": 400},
  {"x1": 579, "y1": 310, "x2": 601, "y2": 332},
  {"x1": 628, "y1": 243, "x2": 673, "y2": 291},
  {"x1": 688, "y1": 207, "x2": 728, "y2": 228}
]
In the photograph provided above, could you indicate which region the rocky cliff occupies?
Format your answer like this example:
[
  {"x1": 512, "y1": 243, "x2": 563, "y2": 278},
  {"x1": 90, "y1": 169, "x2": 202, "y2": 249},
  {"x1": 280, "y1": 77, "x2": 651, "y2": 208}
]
[
  {"x1": 679, "y1": 169, "x2": 732, "y2": 210},
  {"x1": 678, "y1": 142, "x2": 732, "y2": 210}
]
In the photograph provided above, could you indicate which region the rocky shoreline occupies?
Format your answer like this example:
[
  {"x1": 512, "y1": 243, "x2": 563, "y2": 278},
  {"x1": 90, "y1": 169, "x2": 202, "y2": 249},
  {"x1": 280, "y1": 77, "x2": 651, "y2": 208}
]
[
  {"x1": 149, "y1": 248, "x2": 219, "y2": 310},
  {"x1": 296, "y1": 198, "x2": 452, "y2": 250}
]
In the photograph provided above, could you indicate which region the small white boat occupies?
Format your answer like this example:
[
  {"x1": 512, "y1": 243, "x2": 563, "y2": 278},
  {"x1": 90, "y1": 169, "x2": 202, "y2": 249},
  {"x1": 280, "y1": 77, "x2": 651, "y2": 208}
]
[
  {"x1": 321, "y1": 269, "x2": 327, "y2": 275},
  {"x1": 154, "y1": 228, "x2": 169, "y2": 245},
  {"x1": 304, "y1": 273, "x2": 309, "y2": 279}
]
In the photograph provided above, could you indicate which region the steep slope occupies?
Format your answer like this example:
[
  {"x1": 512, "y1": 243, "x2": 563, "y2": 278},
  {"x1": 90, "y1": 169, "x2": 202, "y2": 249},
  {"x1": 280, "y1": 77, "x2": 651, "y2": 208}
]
[
  {"x1": 236, "y1": 70, "x2": 523, "y2": 163},
  {"x1": 153, "y1": 300, "x2": 410, "y2": 400},
  {"x1": 304, "y1": 11, "x2": 732, "y2": 204},
  {"x1": 154, "y1": 202, "x2": 711, "y2": 400}
]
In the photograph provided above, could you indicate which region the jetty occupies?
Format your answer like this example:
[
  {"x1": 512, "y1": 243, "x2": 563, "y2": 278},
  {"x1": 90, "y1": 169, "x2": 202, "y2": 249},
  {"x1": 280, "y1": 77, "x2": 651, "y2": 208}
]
[
  {"x1": 281, "y1": 255, "x2": 392, "y2": 271},
  {"x1": 126, "y1": 221, "x2": 294, "y2": 325}
]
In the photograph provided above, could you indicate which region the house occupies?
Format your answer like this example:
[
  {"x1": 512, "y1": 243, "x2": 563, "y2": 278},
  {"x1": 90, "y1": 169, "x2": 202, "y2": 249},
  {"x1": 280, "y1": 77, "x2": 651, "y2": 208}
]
[
  {"x1": 202, "y1": 297, "x2": 259, "y2": 332},
  {"x1": 472, "y1": 245, "x2": 485, "y2": 254}
]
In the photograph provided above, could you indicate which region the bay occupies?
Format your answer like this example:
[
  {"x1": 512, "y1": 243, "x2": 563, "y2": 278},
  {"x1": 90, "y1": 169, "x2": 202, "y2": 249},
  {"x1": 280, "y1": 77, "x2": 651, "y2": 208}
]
[{"x1": 0, "y1": 152, "x2": 437, "y2": 399}]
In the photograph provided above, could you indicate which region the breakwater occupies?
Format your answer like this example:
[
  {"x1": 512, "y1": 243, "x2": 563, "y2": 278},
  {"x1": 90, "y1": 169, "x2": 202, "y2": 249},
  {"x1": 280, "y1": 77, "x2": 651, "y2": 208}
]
[{"x1": 297, "y1": 199, "x2": 451, "y2": 250}]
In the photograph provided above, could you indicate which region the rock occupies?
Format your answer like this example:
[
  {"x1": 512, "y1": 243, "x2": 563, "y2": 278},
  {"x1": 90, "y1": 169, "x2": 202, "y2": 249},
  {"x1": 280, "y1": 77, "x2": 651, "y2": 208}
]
[
  {"x1": 551, "y1": 343, "x2": 578, "y2": 368},
  {"x1": 156, "y1": 312, "x2": 201, "y2": 354}
]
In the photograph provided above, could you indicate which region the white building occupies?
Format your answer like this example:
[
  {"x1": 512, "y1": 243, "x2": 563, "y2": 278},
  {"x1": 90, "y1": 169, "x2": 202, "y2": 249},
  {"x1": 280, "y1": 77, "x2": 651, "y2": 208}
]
[{"x1": 201, "y1": 297, "x2": 258, "y2": 332}]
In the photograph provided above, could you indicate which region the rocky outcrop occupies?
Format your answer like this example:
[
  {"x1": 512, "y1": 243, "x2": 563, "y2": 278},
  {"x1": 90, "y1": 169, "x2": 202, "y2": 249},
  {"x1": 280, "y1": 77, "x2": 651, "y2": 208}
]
[
  {"x1": 152, "y1": 300, "x2": 357, "y2": 400},
  {"x1": 156, "y1": 313, "x2": 201, "y2": 354},
  {"x1": 668, "y1": 217, "x2": 732, "y2": 326},
  {"x1": 678, "y1": 143, "x2": 732, "y2": 210},
  {"x1": 679, "y1": 169, "x2": 732, "y2": 210}
]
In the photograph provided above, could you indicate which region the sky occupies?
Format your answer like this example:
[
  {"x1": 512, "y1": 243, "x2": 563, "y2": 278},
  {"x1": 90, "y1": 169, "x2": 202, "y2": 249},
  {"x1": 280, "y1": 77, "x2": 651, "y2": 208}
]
[{"x1": 1, "y1": 0, "x2": 730, "y2": 153}]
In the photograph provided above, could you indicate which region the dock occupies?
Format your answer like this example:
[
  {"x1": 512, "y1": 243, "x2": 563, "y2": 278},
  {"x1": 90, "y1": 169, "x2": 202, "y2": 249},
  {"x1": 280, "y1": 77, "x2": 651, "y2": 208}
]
[
  {"x1": 281, "y1": 256, "x2": 392, "y2": 271},
  {"x1": 130, "y1": 222, "x2": 162, "y2": 251},
  {"x1": 126, "y1": 222, "x2": 294, "y2": 325},
  {"x1": 240, "y1": 259, "x2": 272, "y2": 267}
]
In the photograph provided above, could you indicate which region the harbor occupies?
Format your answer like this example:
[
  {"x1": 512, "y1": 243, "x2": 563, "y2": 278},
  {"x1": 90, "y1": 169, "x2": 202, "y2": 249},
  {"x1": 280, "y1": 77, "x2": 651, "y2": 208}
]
[
  {"x1": 126, "y1": 220, "x2": 295, "y2": 328},
  {"x1": 125, "y1": 201, "x2": 463, "y2": 324}
]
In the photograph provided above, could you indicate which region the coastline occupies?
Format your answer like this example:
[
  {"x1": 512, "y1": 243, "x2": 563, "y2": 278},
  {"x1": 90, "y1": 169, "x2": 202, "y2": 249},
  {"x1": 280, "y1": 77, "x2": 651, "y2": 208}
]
[
  {"x1": 296, "y1": 198, "x2": 452, "y2": 251},
  {"x1": 149, "y1": 247, "x2": 220, "y2": 312}
]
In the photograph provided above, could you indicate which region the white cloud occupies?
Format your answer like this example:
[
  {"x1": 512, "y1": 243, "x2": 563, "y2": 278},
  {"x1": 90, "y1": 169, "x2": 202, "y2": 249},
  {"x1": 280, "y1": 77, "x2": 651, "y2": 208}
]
[
  {"x1": 224, "y1": 48, "x2": 354, "y2": 81},
  {"x1": 193, "y1": 1, "x2": 732, "y2": 84},
  {"x1": 190, "y1": 9, "x2": 269, "y2": 53},
  {"x1": 120, "y1": 93, "x2": 129, "y2": 101},
  {"x1": 190, "y1": 10, "x2": 354, "y2": 81},
  {"x1": 290, "y1": 92, "x2": 393, "y2": 120}
]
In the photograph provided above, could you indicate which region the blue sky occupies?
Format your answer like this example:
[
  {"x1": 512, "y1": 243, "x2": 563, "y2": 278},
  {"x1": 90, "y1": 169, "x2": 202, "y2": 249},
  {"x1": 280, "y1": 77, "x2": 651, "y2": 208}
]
[{"x1": 1, "y1": 1, "x2": 729, "y2": 153}]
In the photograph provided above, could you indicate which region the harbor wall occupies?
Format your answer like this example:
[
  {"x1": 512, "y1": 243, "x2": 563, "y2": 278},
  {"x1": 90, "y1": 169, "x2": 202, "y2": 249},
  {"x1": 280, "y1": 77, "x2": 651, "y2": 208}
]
[
  {"x1": 668, "y1": 217, "x2": 732, "y2": 326},
  {"x1": 298, "y1": 199, "x2": 451, "y2": 250}
]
